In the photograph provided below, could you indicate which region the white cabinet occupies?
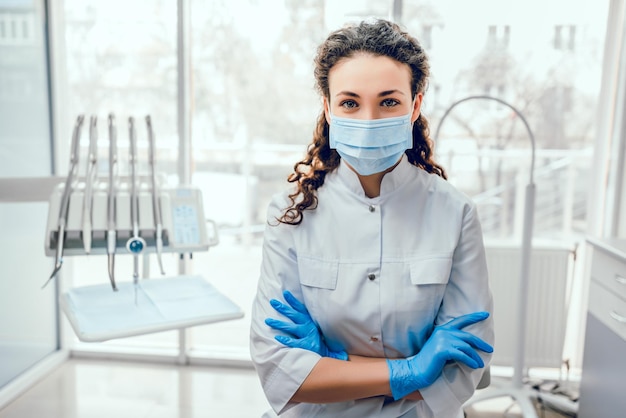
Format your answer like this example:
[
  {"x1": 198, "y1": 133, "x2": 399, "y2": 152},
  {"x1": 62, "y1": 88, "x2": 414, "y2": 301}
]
[{"x1": 578, "y1": 238, "x2": 626, "y2": 418}]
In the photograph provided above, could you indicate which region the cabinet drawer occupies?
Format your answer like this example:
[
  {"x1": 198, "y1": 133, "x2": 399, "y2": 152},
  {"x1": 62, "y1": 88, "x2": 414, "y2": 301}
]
[
  {"x1": 589, "y1": 280, "x2": 626, "y2": 342},
  {"x1": 591, "y1": 248, "x2": 626, "y2": 300}
]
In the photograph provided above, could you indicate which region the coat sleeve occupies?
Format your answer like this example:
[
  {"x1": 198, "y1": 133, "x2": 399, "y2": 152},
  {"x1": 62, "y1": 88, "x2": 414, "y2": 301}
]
[
  {"x1": 419, "y1": 202, "x2": 495, "y2": 416},
  {"x1": 249, "y1": 193, "x2": 322, "y2": 415}
]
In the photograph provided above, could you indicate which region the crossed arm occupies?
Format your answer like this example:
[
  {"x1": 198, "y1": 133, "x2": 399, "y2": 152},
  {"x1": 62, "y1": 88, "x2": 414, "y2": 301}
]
[
  {"x1": 291, "y1": 356, "x2": 398, "y2": 403},
  {"x1": 267, "y1": 290, "x2": 492, "y2": 404}
]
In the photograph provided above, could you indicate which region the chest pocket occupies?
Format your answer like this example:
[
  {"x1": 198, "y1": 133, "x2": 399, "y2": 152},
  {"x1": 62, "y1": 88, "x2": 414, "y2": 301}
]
[
  {"x1": 296, "y1": 256, "x2": 338, "y2": 328},
  {"x1": 409, "y1": 255, "x2": 452, "y2": 286},
  {"x1": 298, "y1": 256, "x2": 339, "y2": 290},
  {"x1": 407, "y1": 255, "x2": 452, "y2": 315}
]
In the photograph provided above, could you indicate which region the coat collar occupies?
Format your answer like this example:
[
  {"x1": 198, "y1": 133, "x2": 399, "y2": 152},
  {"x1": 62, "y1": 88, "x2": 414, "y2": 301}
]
[{"x1": 336, "y1": 154, "x2": 414, "y2": 200}]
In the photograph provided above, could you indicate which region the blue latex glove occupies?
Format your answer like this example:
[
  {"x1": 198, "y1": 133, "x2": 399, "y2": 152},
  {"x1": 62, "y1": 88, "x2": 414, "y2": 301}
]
[
  {"x1": 387, "y1": 312, "x2": 493, "y2": 400},
  {"x1": 265, "y1": 290, "x2": 348, "y2": 360}
]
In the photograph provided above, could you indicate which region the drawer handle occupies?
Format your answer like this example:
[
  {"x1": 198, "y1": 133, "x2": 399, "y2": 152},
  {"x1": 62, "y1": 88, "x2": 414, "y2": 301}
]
[
  {"x1": 610, "y1": 311, "x2": 626, "y2": 323},
  {"x1": 616, "y1": 275, "x2": 626, "y2": 285}
]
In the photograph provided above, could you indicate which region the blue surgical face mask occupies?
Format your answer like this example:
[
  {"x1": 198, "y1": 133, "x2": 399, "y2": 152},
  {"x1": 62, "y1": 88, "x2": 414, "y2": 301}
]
[{"x1": 329, "y1": 112, "x2": 413, "y2": 176}]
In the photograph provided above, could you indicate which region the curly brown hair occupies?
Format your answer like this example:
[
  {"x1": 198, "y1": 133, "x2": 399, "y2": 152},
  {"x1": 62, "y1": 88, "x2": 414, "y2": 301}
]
[{"x1": 279, "y1": 19, "x2": 446, "y2": 225}]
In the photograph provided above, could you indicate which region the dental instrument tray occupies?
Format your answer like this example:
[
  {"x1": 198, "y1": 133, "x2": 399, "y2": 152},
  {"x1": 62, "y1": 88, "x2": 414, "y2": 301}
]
[
  {"x1": 60, "y1": 275, "x2": 244, "y2": 342},
  {"x1": 44, "y1": 114, "x2": 219, "y2": 289},
  {"x1": 44, "y1": 182, "x2": 217, "y2": 256}
]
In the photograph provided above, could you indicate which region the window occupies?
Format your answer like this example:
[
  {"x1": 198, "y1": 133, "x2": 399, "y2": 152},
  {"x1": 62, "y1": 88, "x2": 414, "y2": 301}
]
[{"x1": 58, "y1": 0, "x2": 609, "y2": 359}]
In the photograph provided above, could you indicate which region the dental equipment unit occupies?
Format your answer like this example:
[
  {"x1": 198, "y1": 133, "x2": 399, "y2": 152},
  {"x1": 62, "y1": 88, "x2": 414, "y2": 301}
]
[{"x1": 45, "y1": 113, "x2": 236, "y2": 343}]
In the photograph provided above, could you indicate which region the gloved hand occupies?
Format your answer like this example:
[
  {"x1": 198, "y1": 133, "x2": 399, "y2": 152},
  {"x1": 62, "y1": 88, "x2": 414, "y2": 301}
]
[
  {"x1": 387, "y1": 312, "x2": 493, "y2": 400},
  {"x1": 265, "y1": 290, "x2": 348, "y2": 360}
]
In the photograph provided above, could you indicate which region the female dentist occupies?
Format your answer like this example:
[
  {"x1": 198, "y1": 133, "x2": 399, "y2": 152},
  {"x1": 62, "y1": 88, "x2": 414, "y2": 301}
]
[{"x1": 250, "y1": 19, "x2": 494, "y2": 418}]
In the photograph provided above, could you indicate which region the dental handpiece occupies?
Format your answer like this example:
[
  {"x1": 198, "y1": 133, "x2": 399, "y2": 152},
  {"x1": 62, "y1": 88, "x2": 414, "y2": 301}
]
[
  {"x1": 107, "y1": 114, "x2": 118, "y2": 291},
  {"x1": 146, "y1": 115, "x2": 165, "y2": 275},
  {"x1": 43, "y1": 115, "x2": 85, "y2": 288},
  {"x1": 126, "y1": 117, "x2": 146, "y2": 284},
  {"x1": 82, "y1": 115, "x2": 98, "y2": 254}
]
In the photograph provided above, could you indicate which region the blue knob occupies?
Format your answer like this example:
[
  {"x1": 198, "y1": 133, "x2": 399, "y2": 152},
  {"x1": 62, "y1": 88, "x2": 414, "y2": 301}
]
[{"x1": 126, "y1": 237, "x2": 145, "y2": 254}]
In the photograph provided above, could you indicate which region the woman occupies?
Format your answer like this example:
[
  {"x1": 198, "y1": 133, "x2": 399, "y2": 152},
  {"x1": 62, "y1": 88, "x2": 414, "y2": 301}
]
[{"x1": 250, "y1": 19, "x2": 494, "y2": 418}]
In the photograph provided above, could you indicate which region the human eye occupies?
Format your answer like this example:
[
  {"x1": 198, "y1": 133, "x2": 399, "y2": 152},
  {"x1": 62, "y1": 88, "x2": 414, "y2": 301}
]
[
  {"x1": 339, "y1": 99, "x2": 358, "y2": 109},
  {"x1": 381, "y1": 98, "x2": 400, "y2": 107}
]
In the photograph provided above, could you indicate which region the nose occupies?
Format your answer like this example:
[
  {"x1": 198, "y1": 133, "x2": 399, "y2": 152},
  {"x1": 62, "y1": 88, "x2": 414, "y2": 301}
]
[{"x1": 360, "y1": 105, "x2": 380, "y2": 120}]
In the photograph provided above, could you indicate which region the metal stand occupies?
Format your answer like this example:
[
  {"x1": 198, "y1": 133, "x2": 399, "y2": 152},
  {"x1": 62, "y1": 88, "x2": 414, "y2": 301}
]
[{"x1": 435, "y1": 95, "x2": 538, "y2": 417}]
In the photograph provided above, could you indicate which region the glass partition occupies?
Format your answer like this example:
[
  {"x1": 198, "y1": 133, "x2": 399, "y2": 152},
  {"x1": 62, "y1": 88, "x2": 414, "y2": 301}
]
[{"x1": 0, "y1": 0, "x2": 57, "y2": 388}]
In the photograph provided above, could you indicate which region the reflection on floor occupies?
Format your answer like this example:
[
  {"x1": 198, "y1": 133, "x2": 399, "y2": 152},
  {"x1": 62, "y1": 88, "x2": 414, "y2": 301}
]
[
  {"x1": 0, "y1": 359, "x2": 271, "y2": 418},
  {"x1": 0, "y1": 359, "x2": 575, "y2": 418}
]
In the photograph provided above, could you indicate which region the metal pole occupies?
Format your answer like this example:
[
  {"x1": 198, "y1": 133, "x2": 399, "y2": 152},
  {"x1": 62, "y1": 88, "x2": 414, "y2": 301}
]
[
  {"x1": 176, "y1": 0, "x2": 192, "y2": 365},
  {"x1": 512, "y1": 183, "x2": 535, "y2": 388},
  {"x1": 177, "y1": 0, "x2": 192, "y2": 187}
]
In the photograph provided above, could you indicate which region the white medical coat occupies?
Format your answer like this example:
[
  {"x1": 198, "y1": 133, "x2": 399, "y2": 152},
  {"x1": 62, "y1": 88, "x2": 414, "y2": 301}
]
[{"x1": 250, "y1": 155, "x2": 494, "y2": 417}]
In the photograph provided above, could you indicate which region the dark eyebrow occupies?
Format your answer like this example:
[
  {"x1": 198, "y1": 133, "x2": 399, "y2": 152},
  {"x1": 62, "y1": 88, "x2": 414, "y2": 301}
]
[
  {"x1": 335, "y1": 91, "x2": 360, "y2": 98},
  {"x1": 378, "y1": 89, "x2": 406, "y2": 97},
  {"x1": 335, "y1": 90, "x2": 406, "y2": 98}
]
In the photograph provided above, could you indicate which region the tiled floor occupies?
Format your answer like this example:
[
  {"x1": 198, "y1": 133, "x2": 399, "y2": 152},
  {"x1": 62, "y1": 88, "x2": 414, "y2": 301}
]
[
  {"x1": 0, "y1": 359, "x2": 575, "y2": 418},
  {"x1": 0, "y1": 359, "x2": 271, "y2": 418}
]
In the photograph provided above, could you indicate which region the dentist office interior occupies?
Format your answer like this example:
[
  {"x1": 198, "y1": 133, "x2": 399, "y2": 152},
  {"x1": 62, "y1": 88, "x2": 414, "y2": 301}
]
[{"x1": 1, "y1": 0, "x2": 626, "y2": 416}]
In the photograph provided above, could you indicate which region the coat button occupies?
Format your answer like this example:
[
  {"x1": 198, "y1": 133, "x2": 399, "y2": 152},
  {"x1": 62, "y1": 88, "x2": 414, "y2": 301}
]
[
  {"x1": 368, "y1": 205, "x2": 375, "y2": 212},
  {"x1": 370, "y1": 336, "x2": 379, "y2": 342},
  {"x1": 368, "y1": 273, "x2": 376, "y2": 281}
]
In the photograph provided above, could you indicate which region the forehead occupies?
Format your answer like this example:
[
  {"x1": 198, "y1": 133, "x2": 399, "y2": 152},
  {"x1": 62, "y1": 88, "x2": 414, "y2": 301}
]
[{"x1": 328, "y1": 53, "x2": 412, "y2": 96}]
